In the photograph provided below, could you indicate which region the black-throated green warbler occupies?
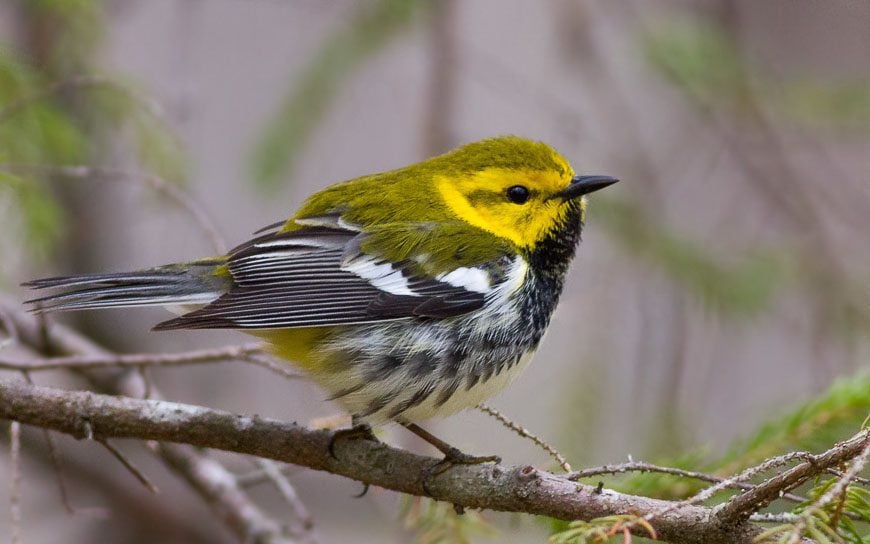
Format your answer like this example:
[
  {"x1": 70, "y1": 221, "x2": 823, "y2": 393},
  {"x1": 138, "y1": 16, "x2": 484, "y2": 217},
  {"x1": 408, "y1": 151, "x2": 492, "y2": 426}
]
[{"x1": 26, "y1": 136, "x2": 617, "y2": 461}]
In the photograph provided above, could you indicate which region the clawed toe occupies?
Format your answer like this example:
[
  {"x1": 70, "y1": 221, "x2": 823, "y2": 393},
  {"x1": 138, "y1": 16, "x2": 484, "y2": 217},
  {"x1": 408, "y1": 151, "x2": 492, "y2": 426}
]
[
  {"x1": 398, "y1": 422, "x2": 501, "y2": 496},
  {"x1": 421, "y1": 447, "x2": 501, "y2": 496},
  {"x1": 428, "y1": 447, "x2": 500, "y2": 476},
  {"x1": 328, "y1": 424, "x2": 377, "y2": 459}
]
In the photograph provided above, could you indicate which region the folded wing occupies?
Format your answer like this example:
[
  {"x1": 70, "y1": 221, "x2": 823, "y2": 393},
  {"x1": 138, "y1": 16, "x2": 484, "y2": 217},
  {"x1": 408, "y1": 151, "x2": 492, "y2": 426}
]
[{"x1": 154, "y1": 216, "x2": 500, "y2": 330}]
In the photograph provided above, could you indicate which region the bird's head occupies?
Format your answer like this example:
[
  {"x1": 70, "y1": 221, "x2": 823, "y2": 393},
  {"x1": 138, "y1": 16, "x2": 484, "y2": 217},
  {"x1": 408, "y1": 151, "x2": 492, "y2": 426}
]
[{"x1": 433, "y1": 136, "x2": 618, "y2": 250}]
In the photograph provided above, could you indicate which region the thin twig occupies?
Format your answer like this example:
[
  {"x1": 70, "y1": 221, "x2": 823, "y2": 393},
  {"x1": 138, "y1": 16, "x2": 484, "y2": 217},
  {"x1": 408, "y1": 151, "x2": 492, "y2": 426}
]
[
  {"x1": 140, "y1": 172, "x2": 227, "y2": 254},
  {"x1": 0, "y1": 343, "x2": 264, "y2": 371},
  {"x1": 825, "y1": 467, "x2": 869, "y2": 487},
  {"x1": 569, "y1": 461, "x2": 729, "y2": 482},
  {"x1": 567, "y1": 461, "x2": 808, "y2": 504},
  {"x1": 239, "y1": 352, "x2": 306, "y2": 383},
  {"x1": 17, "y1": 366, "x2": 78, "y2": 516},
  {"x1": 477, "y1": 403, "x2": 572, "y2": 472},
  {"x1": 0, "y1": 343, "x2": 307, "y2": 386},
  {"x1": 42, "y1": 430, "x2": 75, "y2": 515},
  {"x1": 750, "y1": 513, "x2": 802, "y2": 523},
  {"x1": 96, "y1": 439, "x2": 160, "y2": 494},
  {"x1": 0, "y1": 164, "x2": 226, "y2": 254}
]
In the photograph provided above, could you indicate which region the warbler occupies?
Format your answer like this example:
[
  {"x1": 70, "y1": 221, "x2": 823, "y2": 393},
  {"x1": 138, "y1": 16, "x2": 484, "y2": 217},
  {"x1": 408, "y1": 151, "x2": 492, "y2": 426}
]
[{"x1": 25, "y1": 136, "x2": 617, "y2": 462}]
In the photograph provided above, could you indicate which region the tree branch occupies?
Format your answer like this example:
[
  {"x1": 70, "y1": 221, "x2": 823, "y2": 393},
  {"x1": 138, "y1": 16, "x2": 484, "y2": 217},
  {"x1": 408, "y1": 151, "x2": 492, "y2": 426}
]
[
  {"x1": 567, "y1": 461, "x2": 808, "y2": 504},
  {"x1": 0, "y1": 379, "x2": 799, "y2": 544},
  {"x1": 2, "y1": 299, "x2": 865, "y2": 544},
  {"x1": 714, "y1": 429, "x2": 870, "y2": 524},
  {"x1": 0, "y1": 299, "x2": 300, "y2": 544}
]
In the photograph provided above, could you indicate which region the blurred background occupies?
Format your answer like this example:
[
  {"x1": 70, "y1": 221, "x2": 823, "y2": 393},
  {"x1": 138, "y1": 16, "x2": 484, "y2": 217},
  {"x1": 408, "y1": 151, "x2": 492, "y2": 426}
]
[{"x1": 1, "y1": 1, "x2": 868, "y2": 543}]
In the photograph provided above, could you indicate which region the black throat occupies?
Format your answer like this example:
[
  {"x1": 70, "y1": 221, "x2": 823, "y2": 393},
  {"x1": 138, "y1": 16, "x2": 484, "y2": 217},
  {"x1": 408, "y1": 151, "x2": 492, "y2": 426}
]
[{"x1": 519, "y1": 201, "x2": 585, "y2": 342}]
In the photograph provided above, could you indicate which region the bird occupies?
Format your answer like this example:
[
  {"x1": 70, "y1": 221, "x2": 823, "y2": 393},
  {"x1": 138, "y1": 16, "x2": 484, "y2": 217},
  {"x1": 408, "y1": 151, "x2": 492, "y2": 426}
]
[{"x1": 24, "y1": 135, "x2": 618, "y2": 465}]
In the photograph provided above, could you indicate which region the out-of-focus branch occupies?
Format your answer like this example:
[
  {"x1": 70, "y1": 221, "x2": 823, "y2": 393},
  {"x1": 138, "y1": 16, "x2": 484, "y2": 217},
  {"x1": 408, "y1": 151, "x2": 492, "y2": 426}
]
[
  {"x1": 0, "y1": 164, "x2": 226, "y2": 254},
  {"x1": 0, "y1": 75, "x2": 165, "y2": 124},
  {"x1": 0, "y1": 425, "x2": 226, "y2": 542},
  {"x1": 0, "y1": 298, "x2": 301, "y2": 544},
  {"x1": 255, "y1": 459, "x2": 316, "y2": 542},
  {"x1": 8, "y1": 421, "x2": 22, "y2": 544},
  {"x1": 4, "y1": 380, "x2": 865, "y2": 544},
  {"x1": 95, "y1": 438, "x2": 159, "y2": 494},
  {"x1": 0, "y1": 343, "x2": 263, "y2": 371},
  {"x1": 0, "y1": 343, "x2": 306, "y2": 383},
  {"x1": 155, "y1": 443, "x2": 297, "y2": 544}
]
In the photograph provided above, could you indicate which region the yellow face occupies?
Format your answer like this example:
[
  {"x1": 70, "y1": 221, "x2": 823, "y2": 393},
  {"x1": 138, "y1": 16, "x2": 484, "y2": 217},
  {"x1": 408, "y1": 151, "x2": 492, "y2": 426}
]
[{"x1": 435, "y1": 163, "x2": 583, "y2": 249}]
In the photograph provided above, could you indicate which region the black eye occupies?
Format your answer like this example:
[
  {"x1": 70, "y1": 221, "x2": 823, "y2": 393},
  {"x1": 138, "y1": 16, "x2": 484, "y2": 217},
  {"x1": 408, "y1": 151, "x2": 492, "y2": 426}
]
[{"x1": 506, "y1": 185, "x2": 530, "y2": 204}]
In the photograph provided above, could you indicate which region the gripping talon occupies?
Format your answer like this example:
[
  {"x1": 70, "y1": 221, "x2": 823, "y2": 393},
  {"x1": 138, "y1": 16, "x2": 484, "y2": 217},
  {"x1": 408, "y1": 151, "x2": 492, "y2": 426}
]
[
  {"x1": 421, "y1": 448, "x2": 501, "y2": 496},
  {"x1": 431, "y1": 448, "x2": 501, "y2": 476},
  {"x1": 398, "y1": 422, "x2": 500, "y2": 495},
  {"x1": 353, "y1": 482, "x2": 371, "y2": 498},
  {"x1": 328, "y1": 424, "x2": 377, "y2": 459}
]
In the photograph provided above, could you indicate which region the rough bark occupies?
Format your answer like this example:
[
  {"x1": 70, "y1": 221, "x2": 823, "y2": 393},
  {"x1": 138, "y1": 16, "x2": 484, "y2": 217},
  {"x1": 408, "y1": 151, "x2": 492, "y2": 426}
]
[{"x1": 1, "y1": 378, "x2": 822, "y2": 544}]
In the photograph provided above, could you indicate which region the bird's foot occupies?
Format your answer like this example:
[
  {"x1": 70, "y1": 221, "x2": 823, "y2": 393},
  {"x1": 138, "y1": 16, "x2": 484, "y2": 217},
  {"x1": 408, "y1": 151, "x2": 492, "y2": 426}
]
[
  {"x1": 398, "y1": 422, "x2": 500, "y2": 496},
  {"x1": 429, "y1": 446, "x2": 501, "y2": 476},
  {"x1": 422, "y1": 446, "x2": 501, "y2": 497},
  {"x1": 328, "y1": 423, "x2": 377, "y2": 459}
]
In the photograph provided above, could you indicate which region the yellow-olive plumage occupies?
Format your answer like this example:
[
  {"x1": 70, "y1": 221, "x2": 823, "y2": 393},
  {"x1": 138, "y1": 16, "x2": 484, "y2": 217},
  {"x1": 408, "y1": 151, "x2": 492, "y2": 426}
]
[{"x1": 25, "y1": 136, "x2": 617, "y2": 425}]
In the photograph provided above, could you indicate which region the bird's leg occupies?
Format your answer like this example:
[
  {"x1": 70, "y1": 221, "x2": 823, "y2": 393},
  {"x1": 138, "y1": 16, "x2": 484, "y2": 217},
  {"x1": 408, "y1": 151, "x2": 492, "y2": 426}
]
[
  {"x1": 400, "y1": 422, "x2": 501, "y2": 476},
  {"x1": 328, "y1": 416, "x2": 378, "y2": 459}
]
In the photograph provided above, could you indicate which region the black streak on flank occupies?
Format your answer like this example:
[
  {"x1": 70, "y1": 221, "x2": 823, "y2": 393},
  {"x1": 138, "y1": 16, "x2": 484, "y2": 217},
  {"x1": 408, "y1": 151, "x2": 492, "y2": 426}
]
[
  {"x1": 386, "y1": 384, "x2": 436, "y2": 419},
  {"x1": 358, "y1": 390, "x2": 402, "y2": 418},
  {"x1": 364, "y1": 354, "x2": 404, "y2": 382},
  {"x1": 407, "y1": 352, "x2": 438, "y2": 378},
  {"x1": 434, "y1": 379, "x2": 461, "y2": 408}
]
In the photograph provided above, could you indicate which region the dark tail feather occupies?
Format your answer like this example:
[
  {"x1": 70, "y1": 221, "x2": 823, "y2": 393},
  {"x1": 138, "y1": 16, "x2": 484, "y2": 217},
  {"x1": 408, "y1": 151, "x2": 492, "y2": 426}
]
[{"x1": 23, "y1": 260, "x2": 228, "y2": 314}]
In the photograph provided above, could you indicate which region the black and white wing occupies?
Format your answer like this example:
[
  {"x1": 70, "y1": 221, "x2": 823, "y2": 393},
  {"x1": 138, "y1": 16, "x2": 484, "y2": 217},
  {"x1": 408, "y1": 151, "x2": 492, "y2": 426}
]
[{"x1": 154, "y1": 216, "x2": 505, "y2": 330}]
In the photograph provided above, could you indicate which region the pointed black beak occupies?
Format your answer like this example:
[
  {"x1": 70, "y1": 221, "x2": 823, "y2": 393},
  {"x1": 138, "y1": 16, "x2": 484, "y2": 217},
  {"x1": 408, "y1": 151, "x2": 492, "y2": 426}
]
[{"x1": 557, "y1": 175, "x2": 619, "y2": 200}]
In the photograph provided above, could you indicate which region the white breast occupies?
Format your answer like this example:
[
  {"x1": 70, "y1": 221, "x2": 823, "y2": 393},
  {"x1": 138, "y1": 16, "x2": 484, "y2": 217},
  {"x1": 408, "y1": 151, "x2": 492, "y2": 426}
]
[{"x1": 312, "y1": 256, "x2": 539, "y2": 425}]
